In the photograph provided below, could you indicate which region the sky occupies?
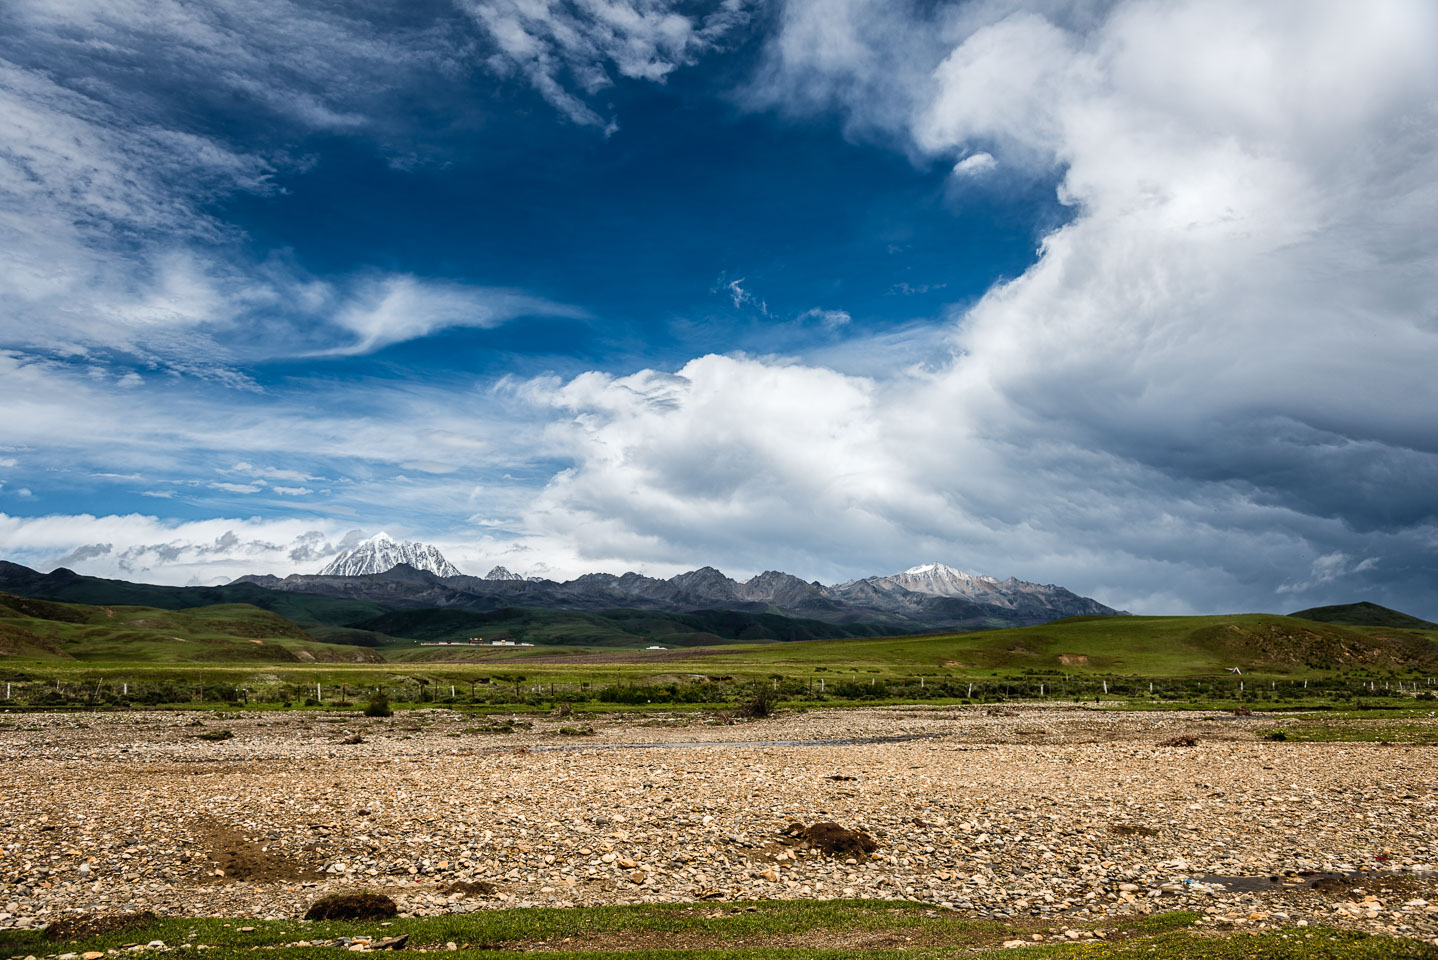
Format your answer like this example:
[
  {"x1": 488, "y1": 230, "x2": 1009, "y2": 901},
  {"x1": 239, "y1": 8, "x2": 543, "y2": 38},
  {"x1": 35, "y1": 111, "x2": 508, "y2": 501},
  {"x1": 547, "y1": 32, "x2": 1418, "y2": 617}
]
[{"x1": 1, "y1": 0, "x2": 1436, "y2": 618}]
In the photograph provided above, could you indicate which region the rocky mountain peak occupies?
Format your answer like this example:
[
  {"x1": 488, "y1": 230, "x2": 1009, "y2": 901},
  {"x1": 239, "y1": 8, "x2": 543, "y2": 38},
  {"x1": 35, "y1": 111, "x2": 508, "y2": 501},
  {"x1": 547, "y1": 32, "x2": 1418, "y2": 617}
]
[{"x1": 318, "y1": 533, "x2": 461, "y2": 578}]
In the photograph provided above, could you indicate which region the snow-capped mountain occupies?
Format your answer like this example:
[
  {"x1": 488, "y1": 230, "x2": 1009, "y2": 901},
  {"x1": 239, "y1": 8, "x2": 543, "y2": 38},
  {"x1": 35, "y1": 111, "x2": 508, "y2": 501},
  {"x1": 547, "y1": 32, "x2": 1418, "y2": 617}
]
[
  {"x1": 237, "y1": 553, "x2": 1122, "y2": 630},
  {"x1": 839, "y1": 562, "x2": 1119, "y2": 620},
  {"x1": 882, "y1": 562, "x2": 1000, "y2": 598},
  {"x1": 317, "y1": 533, "x2": 461, "y2": 578}
]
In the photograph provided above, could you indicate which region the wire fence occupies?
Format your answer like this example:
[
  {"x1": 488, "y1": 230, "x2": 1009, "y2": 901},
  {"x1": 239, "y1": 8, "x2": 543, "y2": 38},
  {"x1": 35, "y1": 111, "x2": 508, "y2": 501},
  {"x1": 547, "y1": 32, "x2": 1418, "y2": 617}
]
[{"x1": 0, "y1": 673, "x2": 1433, "y2": 711}]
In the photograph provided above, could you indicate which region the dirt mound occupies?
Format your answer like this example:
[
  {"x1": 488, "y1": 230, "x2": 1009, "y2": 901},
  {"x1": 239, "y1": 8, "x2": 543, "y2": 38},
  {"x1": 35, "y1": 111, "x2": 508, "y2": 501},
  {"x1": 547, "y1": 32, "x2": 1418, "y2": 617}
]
[
  {"x1": 304, "y1": 893, "x2": 399, "y2": 921},
  {"x1": 197, "y1": 819, "x2": 316, "y2": 882},
  {"x1": 1158, "y1": 736, "x2": 1199, "y2": 747},
  {"x1": 783, "y1": 821, "x2": 877, "y2": 856},
  {"x1": 440, "y1": 880, "x2": 500, "y2": 897},
  {"x1": 1310, "y1": 873, "x2": 1433, "y2": 900},
  {"x1": 1057, "y1": 654, "x2": 1089, "y2": 665},
  {"x1": 45, "y1": 912, "x2": 157, "y2": 942}
]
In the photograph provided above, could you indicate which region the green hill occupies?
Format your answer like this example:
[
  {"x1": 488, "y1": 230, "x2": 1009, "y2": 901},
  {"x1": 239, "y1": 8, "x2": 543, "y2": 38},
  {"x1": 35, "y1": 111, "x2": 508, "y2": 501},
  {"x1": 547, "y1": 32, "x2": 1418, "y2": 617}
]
[
  {"x1": 1289, "y1": 601, "x2": 1437, "y2": 630},
  {"x1": 0, "y1": 592, "x2": 383, "y2": 663},
  {"x1": 689, "y1": 612, "x2": 1438, "y2": 676},
  {"x1": 351, "y1": 605, "x2": 891, "y2": 651},
  {"x1": 0, "y1": 562, "x2": 387, "y2": 627}
]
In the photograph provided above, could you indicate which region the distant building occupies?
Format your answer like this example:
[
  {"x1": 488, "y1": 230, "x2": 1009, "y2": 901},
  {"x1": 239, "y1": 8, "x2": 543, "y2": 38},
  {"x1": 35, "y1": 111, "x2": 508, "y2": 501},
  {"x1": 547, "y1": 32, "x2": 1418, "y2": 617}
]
[
  {"x1": 646, "y1": 645, "x2": 667, "y2": 650},
  {"x1": 417, "y1": 636, "x2": 530, "y2": 647}
]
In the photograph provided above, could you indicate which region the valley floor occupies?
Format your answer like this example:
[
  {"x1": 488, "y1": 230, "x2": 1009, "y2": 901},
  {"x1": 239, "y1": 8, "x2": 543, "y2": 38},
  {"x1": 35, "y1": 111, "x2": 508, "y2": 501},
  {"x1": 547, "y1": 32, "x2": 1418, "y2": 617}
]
[{"x1": 1, "y1": 705, "x2": 1436, "y2": 948}]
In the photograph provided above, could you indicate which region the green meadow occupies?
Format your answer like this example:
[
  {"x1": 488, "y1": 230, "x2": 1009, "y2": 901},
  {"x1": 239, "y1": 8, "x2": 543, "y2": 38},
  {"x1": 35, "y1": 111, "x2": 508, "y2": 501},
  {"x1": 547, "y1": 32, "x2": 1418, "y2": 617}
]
[
  {"x1": 4, "y1": 902, "x2": 1435, "y2": 960},
  {"x1": 2, "y1": 589, "x2": 1437, "y2": 713}
]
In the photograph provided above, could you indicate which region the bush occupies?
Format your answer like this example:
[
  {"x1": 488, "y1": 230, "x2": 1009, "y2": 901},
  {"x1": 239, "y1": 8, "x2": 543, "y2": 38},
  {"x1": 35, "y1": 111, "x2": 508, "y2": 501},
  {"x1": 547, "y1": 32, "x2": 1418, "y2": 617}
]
[
  {"x1": 304, "y1": 893, "x2": 397, "y2": 921},
  {"x1": 363, "y1": 694, "x2": 393, "y2": 718},
  {"x1": 737, "y1": 682, "x2": 778, "y2": 718}
]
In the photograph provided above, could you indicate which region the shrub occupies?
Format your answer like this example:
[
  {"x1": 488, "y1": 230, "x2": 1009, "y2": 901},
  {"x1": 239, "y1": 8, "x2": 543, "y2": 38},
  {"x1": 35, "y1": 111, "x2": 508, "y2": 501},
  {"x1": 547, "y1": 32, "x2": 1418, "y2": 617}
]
[
  {"x1": 304, "y1": 893, "x2": 397, "y2": 921},
  {"x1": 363, "y1": 693, "x2": 393, "y2": 718},
  {"x1": 737, "y1": 682, "x2": 778, "y2": 718}
]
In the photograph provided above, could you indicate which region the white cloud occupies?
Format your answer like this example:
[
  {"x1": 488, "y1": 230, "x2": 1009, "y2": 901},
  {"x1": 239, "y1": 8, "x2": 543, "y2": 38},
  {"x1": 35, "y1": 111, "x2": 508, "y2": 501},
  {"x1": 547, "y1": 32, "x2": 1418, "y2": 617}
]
[
  {"x1": 798, "y1": 307, "x2": 852, "y2": 329},
  {"x1": 719, "y1": 276, "x2": 770, "y2": 316},
  {"x1": 951, "y1": 152, "x2": 996, "y2": 176},
  {"x1": 209, "y1": 481, "x2": 266, "y2": 494},
  {"x1": 0, "y1": 3, "x2": 581, "y2": 374},
  {"x1": 0, "y1": 349, "x2": 558, "y2": 537},
  {"x1": 322, "y1": 275, "x2": 587, "y2": 357},
  {"x1": 461, "y1": 0, "x2": 755, "y2": 129},
  {"x1": 271, "y1": 486, "x2": 314, "y2": 496},
  {"x1": 223, "y1": 463, "x2": 320, "y2": 483},
  {"x1": 499, "y1": 0, "x2": 1438, "y2": 614},
  {"x1": 3, "y1": 0, "x2": 1437, "y2": 619},
  {"x1": 0, "y1": 512, "x2": 357, "y2": 582}
]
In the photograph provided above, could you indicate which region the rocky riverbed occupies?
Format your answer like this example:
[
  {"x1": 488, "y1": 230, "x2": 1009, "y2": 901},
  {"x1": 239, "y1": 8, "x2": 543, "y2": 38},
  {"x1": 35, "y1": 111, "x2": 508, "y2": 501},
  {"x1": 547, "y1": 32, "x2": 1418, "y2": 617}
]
[{"x1": 1, "y1": 705, "x2": 1435, "y2": 944}]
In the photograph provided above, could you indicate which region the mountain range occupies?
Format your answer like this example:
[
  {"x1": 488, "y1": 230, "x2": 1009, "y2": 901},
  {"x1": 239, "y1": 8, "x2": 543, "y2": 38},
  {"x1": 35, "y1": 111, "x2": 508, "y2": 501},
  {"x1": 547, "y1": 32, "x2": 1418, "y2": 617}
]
[{"x1": 222, "y1": 534, "x2": 1124, "y2": 631}]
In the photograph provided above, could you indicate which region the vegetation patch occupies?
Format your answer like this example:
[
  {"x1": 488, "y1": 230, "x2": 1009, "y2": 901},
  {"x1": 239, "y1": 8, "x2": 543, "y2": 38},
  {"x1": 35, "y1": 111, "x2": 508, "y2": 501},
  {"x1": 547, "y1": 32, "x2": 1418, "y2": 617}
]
[
  {"x1": 303, "y1": 893, "x2": 399, "y2": 921},
  {"x1": 44, "y1": 911, "x2": 157, "y2": 942},
  {"x1": 4, "y1": 903, "x2": 1434, "y2": 960}
]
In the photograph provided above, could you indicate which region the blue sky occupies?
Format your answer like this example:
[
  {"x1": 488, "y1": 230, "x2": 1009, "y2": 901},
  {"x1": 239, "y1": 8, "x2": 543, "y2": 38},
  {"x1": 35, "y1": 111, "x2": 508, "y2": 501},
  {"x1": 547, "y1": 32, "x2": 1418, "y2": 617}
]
[{"x1": 2, "y1": 0, "x2": 1437, "y2": 618}]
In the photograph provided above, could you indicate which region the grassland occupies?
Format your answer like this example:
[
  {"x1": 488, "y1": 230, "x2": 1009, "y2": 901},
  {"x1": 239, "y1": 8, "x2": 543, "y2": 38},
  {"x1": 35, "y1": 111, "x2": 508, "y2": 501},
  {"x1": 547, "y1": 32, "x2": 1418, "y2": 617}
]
[
  {"x1": 0, "y1": 593, "x2": 381, "y2": 664},
  {"x1": 2, "y1": 589, "x2": 1437, "y2": 714},
  {"x1": 3, "y1": 902, "x2": 1432, "y2": 960}
]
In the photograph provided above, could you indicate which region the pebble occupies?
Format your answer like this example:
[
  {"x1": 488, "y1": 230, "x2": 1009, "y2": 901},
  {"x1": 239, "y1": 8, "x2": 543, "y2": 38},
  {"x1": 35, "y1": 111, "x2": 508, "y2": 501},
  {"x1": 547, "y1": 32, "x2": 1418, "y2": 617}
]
[{"x1": 0, "y1": 705, "x2": 1434, "y2": 944}]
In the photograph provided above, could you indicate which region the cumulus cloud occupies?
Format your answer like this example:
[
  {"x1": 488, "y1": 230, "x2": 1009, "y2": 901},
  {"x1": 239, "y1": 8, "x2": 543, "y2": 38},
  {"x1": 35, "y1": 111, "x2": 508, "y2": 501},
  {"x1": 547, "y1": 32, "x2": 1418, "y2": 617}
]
[
  {"x1": 5, "y1": 0, "x2": 1437, "y2": 619},
  {"x1": 461, "y1": 0, "x2": 755, "y2": 129},
  {"x1": 509, "y1": 0, "x2": 1438, "y2": 615}
]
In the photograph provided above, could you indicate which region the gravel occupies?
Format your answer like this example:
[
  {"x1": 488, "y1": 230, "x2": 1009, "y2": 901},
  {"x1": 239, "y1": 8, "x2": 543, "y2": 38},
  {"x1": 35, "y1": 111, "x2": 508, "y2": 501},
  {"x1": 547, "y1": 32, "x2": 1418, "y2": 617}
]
[{"x1": 1, "y1": 704, "x2": 1434, "y2": 944}]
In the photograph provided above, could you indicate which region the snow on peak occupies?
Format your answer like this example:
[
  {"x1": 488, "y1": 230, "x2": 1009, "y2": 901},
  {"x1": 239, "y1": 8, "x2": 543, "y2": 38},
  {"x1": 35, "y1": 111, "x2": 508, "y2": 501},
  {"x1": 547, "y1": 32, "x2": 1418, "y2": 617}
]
[
  {"x1": 318, "y1": 534, "x2": 461, "y2": 578},
  {"x1": 884, "y1": 562, "x2": 1004, "y2": 599},
  {"x1": 903, "y1": 562, "x2": 971, "y2": 578},
  {"x1": 485, "y1": 565, "x2": 523, "y2": 581}
]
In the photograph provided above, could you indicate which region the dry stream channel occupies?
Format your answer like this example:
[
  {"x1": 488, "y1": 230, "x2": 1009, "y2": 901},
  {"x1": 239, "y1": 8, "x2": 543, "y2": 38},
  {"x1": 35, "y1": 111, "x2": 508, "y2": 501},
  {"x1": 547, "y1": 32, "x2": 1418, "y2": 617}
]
[{"x1": 2, "y1": 704, "x2": 1436, "y2": 945}]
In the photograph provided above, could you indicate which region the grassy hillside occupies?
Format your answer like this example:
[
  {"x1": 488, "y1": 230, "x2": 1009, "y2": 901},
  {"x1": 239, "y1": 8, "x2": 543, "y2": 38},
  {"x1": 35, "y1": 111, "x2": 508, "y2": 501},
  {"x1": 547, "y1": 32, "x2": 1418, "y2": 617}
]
[
  {"x1": 0, "y1": 562, "x2": 388, "y2": 626},
  {"x1": 1290, "y1": 600, "x2": 1437, "y2": 630},
  {"x1": 347, "y1": 605, "x2": 897, "y2": 649},
  {"x1": 680, "y1": 612, "x2": 1438, "y2": 676},
  {"x1": 0, "y1": 592, "x2": 382, "y2": 663}
]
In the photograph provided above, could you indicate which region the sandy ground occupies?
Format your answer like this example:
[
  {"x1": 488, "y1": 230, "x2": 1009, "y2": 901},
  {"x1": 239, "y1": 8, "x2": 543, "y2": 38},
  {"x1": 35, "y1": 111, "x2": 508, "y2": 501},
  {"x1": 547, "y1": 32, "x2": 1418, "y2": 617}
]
[{"x1": 1, "y1": 704, "x2": 1435, "y2": 943}]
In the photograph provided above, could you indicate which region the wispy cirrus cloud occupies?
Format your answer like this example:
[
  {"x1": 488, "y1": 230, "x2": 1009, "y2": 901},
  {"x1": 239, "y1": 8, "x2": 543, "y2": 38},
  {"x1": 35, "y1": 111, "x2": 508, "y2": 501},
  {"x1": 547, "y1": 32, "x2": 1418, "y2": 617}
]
[
  {"x1": 0, "y1": 1, "x2": 587, "y2": 375},
  {"x1": 460, "y1": 0, "x2": 755, "y2": 130},
  {"x1": 320, "y1": 275, "x2": 589, "y2": 357}
]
